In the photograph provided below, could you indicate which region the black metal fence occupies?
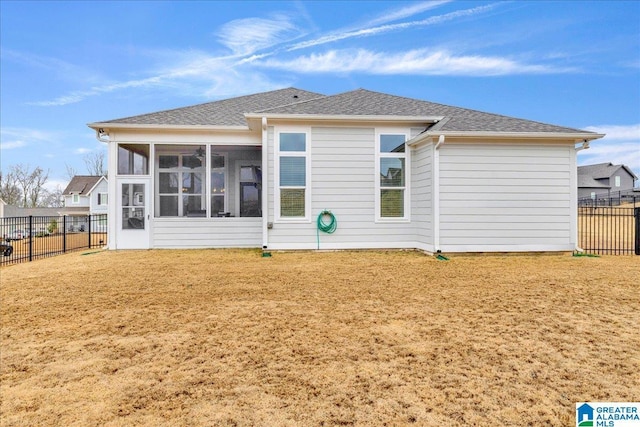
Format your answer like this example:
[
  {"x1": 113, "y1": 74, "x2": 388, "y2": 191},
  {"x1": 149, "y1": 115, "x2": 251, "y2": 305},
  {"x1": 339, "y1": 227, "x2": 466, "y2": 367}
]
[
  {"x1": 578, "y1": 189, "x2": 640, "y2": 208},
  {"x1": 0, "y1": 214, "x2": 107, "y2": 266},
  {"x1": 578, "y1": 207, "x2": 639, "y2": 255}
]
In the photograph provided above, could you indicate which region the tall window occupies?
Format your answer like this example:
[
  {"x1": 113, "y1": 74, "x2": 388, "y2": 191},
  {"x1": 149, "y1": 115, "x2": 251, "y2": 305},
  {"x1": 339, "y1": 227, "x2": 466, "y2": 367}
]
[
  {"x1": 210, "y1": 154, "x2": 226, "y2": 216},
  {"x1": 239, "y1": 165, "x2": 261, "y2": 217},
  {"x1": 276, "y1": 130, "x2": 309, "y2": 220},
  {"x1": 377, "y1": 132, "x2": 409, "y2": 220},
  {"x1": 157, "y1": 152, "x2": 204, "y2": 217}
]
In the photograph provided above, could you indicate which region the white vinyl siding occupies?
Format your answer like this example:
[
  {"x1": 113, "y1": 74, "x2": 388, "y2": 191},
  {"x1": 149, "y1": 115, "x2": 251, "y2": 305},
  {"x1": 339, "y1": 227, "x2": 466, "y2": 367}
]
[
  {"x1": 153, "y1": 218, "x2": 262, "y2": 248},
  {"x1": 410, "y1": 141, "x2": 433, "y2": 249},
  {"x1": 267, "y1": 126, "x2": 416, "y2": 250},
  {"x1": 438, "y1": 143, "x2": 574, "y2": 252}
]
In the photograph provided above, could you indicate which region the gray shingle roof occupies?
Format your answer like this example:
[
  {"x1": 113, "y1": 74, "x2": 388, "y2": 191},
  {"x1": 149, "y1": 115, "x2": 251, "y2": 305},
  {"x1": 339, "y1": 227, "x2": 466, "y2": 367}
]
[
  {"x1": 96, "y1": 88, "x2": 324, "y2": 126},
  {"x1": 578, "y1": 162, "x2": 638, "y2": 183},
  {"x1": 94, "y1": 87, "x2": 596, "y2": 135},
  {"x1": 63, "y1": 176, "x2": 102, "y2": 195},
  {"x1": 259, "y1": 89, "x2": 590, "y2": 134}
]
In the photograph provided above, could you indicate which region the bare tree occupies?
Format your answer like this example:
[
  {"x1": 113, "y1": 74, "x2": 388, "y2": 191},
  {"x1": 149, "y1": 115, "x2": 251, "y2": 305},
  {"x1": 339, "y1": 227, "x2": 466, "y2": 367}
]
[
  {"x1": 84, "y1": 151, "x2": 107, "y2": 176},
  {"x1": 65, "y1": 163, "x2": 78, "y2": 180},
  {"x1": 41, "y1": 185, "x2": 64, "y2": 208},
  {"x1": 10, "y1": 164, "x2": 50, "y2": 208},
  {"x1": 0, "y1": 170, "x2": 22, "y2": 205}
]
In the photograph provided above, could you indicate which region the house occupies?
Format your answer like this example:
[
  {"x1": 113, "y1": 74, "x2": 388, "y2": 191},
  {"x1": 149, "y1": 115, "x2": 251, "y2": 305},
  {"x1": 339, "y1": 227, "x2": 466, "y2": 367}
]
[
  {"x1": 62, "y1": 175, "x2": 108, "y2": 231},
  {"x1": 88, "y1": 88, "x2": 603, "y2": 252},
  {"x1": 578, "y1": 162, "x2": 638, "y2": 200}
]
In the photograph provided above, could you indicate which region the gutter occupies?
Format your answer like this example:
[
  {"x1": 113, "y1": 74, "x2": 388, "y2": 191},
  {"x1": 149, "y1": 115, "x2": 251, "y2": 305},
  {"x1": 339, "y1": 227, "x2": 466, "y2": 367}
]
[{"x1": 95, "y1": 128, "x2": 109, "y2": 143}]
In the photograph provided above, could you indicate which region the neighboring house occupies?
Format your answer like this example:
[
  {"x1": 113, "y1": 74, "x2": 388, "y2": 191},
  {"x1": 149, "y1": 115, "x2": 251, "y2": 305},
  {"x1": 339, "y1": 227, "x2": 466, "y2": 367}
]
[
  {"x1": 62, "y1": 175, "x2": 108, "y2": 214},
  {"x1": 88, "y1": 88, "x2": 603, "y2": 253},
  {"x1": 62, "y1": 175, "x2": 108, "y2": 231},
  {"x1": 577, "y1": 162, "x2": 638, "y2": 200}
]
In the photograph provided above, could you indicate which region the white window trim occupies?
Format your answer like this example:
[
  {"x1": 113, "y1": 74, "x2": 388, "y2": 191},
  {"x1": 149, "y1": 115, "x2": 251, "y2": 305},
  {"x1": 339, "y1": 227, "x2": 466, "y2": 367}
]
[
  {"x1": 236, "y1": 161, "x2": 262, "y2": 217},
  {"x1": 155, "y1": 148, "x2": 207, "y2": 218},
  {"x1": 375, "y1": 129, "x2": 411, "y2": 223},
  {"x1": 614, "y1": 176, "x2": 621, "y2": 187},
  {"x1": 72, "y1": 193, "x2": 80, "y2": 204},
  {"x1": 98, "y1": 192, "x2": 108, "y2": 206},
  {"x1": 274, "y1": 127, "x2": 311, "y2": 223},
  {"x1": 210, "y1": 152, "x2": 228, "y2": 217}
]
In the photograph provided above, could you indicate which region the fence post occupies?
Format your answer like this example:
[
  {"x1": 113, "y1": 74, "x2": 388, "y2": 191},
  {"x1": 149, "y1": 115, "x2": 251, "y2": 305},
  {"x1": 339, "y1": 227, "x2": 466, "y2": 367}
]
[
  {"x1": 29, "y1": 215, "x2": 33, "y2": 262},
  {"x1": 635, "y1": 208, "x2": 640, "y2": 256},
  {"x1": 63, "y1": 216, "x2": 67, "y2": 253},
  {"x1": 88, "y1": 214, "x2": 92, "y2": 249}
]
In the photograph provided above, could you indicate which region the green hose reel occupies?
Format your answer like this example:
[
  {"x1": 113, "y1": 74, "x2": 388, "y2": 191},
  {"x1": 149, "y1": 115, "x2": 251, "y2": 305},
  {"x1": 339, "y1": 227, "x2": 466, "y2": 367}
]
[{"x1": 316, "y1": 210, "x2": 337, "y2": 249}]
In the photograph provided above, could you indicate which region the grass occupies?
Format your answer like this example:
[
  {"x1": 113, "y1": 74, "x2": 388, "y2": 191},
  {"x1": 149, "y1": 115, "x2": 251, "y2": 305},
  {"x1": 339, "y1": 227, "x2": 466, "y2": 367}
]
[
  {"x1": 3, "y1": 232, "x2": 107, "y2": 259},
  {"x1": 578, "y1": 206, "x2": 636, "y2": 254},
  {"x1": 1, "y1": 250, "x2": 639, "y2": 426}
]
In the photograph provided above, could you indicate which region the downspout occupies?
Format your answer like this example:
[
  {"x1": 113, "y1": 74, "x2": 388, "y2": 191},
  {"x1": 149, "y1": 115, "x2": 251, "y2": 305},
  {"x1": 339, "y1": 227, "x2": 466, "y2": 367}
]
[
  {"x1": 94, "y1": 128, "x2": 116, "y2": 250},
  {"x1": 573, "y1": 140, "x2": 590, "y2": 252},
  {"x1": 433, "y1": 135, "x2": 445, "y2": 253},
  {"x1": 261, "y1": 117, "x2": 269, "y2": 250}
]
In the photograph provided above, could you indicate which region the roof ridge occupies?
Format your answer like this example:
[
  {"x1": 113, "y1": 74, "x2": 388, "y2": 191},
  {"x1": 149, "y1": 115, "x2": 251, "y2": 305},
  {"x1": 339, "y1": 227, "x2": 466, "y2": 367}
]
[{"x1": 255, "y1": 93, "x2": 329, "y2": 113}]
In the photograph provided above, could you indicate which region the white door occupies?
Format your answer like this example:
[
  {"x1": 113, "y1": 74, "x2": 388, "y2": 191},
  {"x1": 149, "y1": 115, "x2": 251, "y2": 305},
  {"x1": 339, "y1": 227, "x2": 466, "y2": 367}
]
[{"x1": 117, "y1": 178, "x2": 151, "y2": 249}]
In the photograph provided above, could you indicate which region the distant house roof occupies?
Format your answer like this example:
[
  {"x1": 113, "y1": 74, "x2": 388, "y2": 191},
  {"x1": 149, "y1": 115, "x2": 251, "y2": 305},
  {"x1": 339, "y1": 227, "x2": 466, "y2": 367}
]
[
  {"x1": 578, "y1": 162, "x2": 638, "y2": 184},
  {"x1": 90, "y1": 87, "x2": 600, "y2": 137},
  {"x1": 63, "y1": 176, "x2": 104, "y2": 196}
]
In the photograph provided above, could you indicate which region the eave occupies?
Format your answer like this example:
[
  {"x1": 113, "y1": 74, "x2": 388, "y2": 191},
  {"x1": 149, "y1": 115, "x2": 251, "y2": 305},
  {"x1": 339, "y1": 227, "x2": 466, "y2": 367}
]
[
  {"x1": 245, "y1": 113, "x2": 444, "y2": 126},
  {"x1": 87, "y1": 122, "x2": 251, "y2": 132},
  {"x1": 407, "y1": 130, "x2": 606, "y2": 146}
]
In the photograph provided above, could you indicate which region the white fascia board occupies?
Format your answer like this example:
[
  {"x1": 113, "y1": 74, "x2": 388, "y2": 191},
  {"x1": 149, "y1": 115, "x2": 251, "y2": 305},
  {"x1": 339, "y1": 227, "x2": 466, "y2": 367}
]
[
  {"x1": 245, "y1": 113, "x2": 443, "y2": 125},
  {"x1": 407, "y1": 131, "x2": 605, "y2": 146},
  {"x1": 87, "y1": 122, "x2": 250, "y2": 132}
]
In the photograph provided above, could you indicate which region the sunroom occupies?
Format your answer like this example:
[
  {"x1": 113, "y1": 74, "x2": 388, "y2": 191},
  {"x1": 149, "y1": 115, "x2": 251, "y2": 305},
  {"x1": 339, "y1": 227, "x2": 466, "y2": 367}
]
[{"x1": 114, "y1": 142, "x2": 263, "y2": 249}]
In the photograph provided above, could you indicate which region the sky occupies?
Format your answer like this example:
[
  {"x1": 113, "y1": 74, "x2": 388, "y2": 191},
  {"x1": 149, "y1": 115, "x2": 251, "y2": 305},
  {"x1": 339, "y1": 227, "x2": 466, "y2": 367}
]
[{"x1": 1, "y1": 0, "x2": 639, "y2": 191}]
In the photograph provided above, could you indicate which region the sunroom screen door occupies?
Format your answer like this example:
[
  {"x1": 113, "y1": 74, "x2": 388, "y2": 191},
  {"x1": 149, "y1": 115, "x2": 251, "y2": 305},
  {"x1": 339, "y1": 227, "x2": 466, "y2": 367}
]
[{"x1": 116, "y1": 177, "x2": 151, "y2": 249}]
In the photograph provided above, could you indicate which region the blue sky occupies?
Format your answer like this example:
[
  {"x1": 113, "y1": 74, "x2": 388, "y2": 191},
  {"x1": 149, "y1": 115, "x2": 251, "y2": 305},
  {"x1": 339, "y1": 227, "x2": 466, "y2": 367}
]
[{"x1": 1, "y1": 0, "x2": 639, "y2": 190}]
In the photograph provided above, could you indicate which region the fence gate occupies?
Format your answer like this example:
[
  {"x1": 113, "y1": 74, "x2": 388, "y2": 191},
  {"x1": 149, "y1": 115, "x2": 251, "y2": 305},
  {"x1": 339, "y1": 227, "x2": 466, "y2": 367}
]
[{"x1": 578, "y1": 206, "x2": 638, "y2": 255}]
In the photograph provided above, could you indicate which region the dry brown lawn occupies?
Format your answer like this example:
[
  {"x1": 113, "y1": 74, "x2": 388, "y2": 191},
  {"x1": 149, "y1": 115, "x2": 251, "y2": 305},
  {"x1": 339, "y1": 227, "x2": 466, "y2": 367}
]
[
  {"x1": 578, "y1": 206, "x2": 636, "y2": 253},
  {"x1": 6, "y1": 233, "x2": 107, "y2": 258},
  {"x1": 1, "y1": 250, "x2": 639, "y2": 426}
]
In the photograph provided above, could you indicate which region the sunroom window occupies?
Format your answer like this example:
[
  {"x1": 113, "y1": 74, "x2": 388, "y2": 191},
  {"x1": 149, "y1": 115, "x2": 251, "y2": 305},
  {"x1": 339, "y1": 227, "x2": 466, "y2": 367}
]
[
  {"x1": 377, "y1": 133, "x2": 409, "y2": 219},
  {"x1": 157, "y1": 150, "x2": 205, "y2": 217},
  {"x1": 210, "y1": 154, "x2": 226, "y2": 217}
]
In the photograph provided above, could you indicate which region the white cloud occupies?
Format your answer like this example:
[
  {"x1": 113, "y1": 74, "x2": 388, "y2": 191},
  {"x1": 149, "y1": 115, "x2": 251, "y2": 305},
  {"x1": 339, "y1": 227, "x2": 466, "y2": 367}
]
[
  {"x1": 578, "y1": 124, "x2": 640, "y2": 174},
  {"x1": 256, "y1": 48, "x2": 569, "y2": 76},
  {"x1": 217, "y1": 14, "x2": 303, "y2": 55},
  {"x1": 363, "y1": 1, "x2": 452, "y2": 27},
  {"x1": 584, "y1": 124, "x2": 640, "y2": 140},
  {"x1": 0, "y1": 140, "x2": 27, "y2": 150},
  {"x1": 74, "y1": 148, "x2": 92, "y2": 155},
  {"x1": 286, "y1": 3, "x2": 499, "y2": 51}
]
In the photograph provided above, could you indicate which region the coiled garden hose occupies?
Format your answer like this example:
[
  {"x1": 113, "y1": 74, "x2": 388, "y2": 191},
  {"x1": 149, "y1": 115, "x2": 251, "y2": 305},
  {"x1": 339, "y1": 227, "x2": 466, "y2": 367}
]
[{"x1": 316, "y1": 210, "x2": 337, "y2": 249}]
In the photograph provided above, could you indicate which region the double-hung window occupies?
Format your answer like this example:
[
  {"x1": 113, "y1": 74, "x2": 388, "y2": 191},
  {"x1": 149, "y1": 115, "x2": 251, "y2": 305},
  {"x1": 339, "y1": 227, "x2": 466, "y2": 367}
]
[
  {"x1": 276, "y1": 130, "x2": 310, "y2": 221},
  {"x1": 376, "y1": 131, "x2": 409, "y2": 220}
]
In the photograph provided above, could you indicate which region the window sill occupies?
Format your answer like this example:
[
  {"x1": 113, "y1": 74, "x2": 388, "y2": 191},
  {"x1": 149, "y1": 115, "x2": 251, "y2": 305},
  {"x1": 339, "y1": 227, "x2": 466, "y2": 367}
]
[{"x1": 375, "y1": 218, "x2": 411, "y2": 224}]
